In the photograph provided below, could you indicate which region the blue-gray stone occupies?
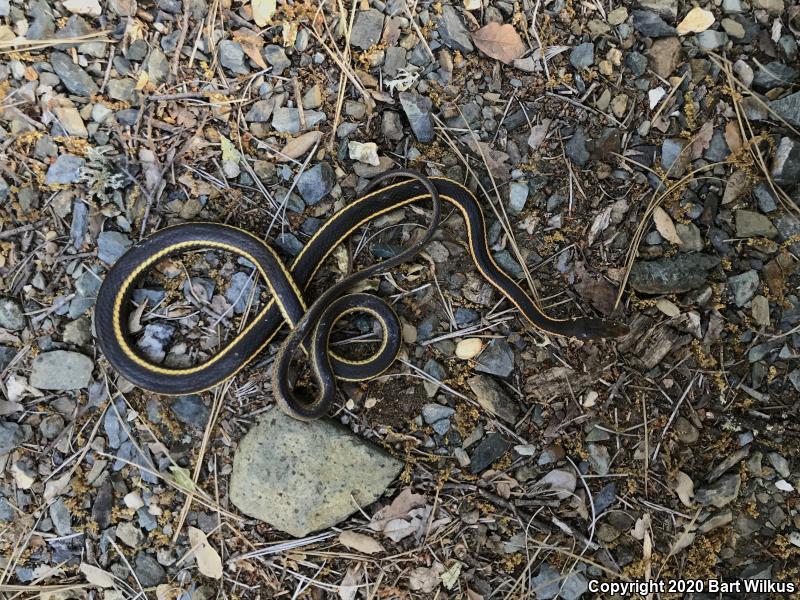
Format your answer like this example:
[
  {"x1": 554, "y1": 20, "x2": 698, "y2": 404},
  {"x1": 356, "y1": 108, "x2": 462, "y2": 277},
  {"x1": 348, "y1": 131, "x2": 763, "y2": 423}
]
[
  {"x1": 565, "y1": 128, "x2": 589, "y2": 166},
  {"x1": 728, "y1": 270, "x2": 759, "y2": 307},
  {"x1": 0, "y1": 421, "x2": 24, "y2": 455},
  {"x1": 437, "y1": 5, "x2": 473, "y2": 54},
  {"x1": 469, "y1": 433, "x2": 511, "y2": 474},
  {"x1": 97, "y1": 231, "x2": 132, "y2": 264},
  {"x1": 170, "y1": 395, "x2": 210, "y2": 429},
  {"x1": 570, "y1": 42, "x2": 594, "y2": 70},
  {"x1": 225, "y1": 272, "x2": 255, "y2": 313},
  {"x1": 218, "y1": 40, "x2": 250, "y2": 74},
  {"x1": 45, "y1": 154, "x2": 85, "y2": 185},
  {"x1": 275, "y1": 232, "x2": 303, "y2": 256},
  {"x1": 631, "y1": 10, "x2": 676, "y2": 37},
  {"x1": 475, "y1": 339, "x2": 514, "y2": 378},
  {"x1": 136, "y1": 323, "x2": 175, "y2": 363},
  {"x1": 297, "y1": 162, "x2": 335, "y2": 205},
  {"x1": 399, "y1": 92, "x2": 435, "y2": 143}
]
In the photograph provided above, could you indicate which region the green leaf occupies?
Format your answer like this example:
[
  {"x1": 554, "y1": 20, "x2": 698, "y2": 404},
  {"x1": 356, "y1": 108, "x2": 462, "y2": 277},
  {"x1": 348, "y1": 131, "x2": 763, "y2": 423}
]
[
  {"x1": 220, "y1": 135, "x2": 240, "y2": 164},
  {"x1": 441, "y1": 562, "x2": 462, "y2": 590},
  {"x1": 169, "y1": 465, "x2": 196, "y2": 492}
]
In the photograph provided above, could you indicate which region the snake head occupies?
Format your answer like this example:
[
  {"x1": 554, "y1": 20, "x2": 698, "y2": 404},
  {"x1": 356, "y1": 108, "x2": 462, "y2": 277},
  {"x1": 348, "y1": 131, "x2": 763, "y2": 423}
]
[{"x1": 571, "y1": 318, "x2": 630, "y2": 340}]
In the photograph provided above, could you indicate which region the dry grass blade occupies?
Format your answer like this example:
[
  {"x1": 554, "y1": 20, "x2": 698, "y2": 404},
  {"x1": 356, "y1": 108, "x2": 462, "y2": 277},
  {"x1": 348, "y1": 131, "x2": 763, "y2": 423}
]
[{"x1": 0, "y1": 31, "x2": 113, "y2": 53}]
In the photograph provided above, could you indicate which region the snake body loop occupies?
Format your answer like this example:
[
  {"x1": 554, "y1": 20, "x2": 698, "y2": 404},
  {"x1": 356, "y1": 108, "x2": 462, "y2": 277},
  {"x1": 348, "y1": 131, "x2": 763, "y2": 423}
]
[{"x1": 95, "y1": 170, "x2": 627, "y2": 421}]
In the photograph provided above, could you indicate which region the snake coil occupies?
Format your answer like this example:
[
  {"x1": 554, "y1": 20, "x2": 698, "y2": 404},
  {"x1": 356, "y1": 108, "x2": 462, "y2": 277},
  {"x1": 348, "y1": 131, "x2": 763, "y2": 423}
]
[{"x1": 95, "y1": 170, "x2": 627, "y2": 421}]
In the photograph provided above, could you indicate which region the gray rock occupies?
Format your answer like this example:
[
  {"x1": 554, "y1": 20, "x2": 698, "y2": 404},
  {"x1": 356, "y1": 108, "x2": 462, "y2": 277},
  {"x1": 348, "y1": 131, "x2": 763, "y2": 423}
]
[
  {"x1": 565, "y1": 128, "x2": 589, "y2": 166},
  {"x1": 0, "y1": 421, "x2": 24, "y2": 454},
  {"x1": 722, "y1": 0, "x2": 742, "y2": 12},
  {"x1": 137, "y1": 323, "x2": 174, "y2": 363},
  {"x1": 753, "y1": 61, "x2": 798, "y2": 91},
  {"x1": 728, "y1": 270, "x2": 759, "y2": 307},
  {"x1": 382, "y1": 110, "x2": 404, "y2": 140},
  {"x1": 70, "y1": 200, "x2": 88, "y2": 248},
  {"x1": 0, "y1": 0, "x2": 8, "y2": 16},
  {"x1": 561, "y1": 571, "x2": 589, "y2": 600},
  {"x1": 639, "y1": 0, "x2": 678, "y2": 19},
  {"x1": 350, "y1": 9, "x2": 384, "y2": 50},
  {"x1": 92, "y1": 479, "x2": 113, "y2": 529},
  {"x1": 469, "y1": 433, "x2": 511, "y2": 474},
  {"x1": 631, "y1": 10, "x2": 676, "y2": 37},
  {"x1": 625, "y1": 51, "x2": 648, "y2": 76},
  {"x1": 676, "y1": 223, "x2": 703, "y2": 252},
  {"x1": 40, "y1": 414, "x2": 65, "y2": 439},
  {"x1": 169, "y1": 395, "x2": 209, "y2": 429},
  {"x1": 570, "y1": 42, "x2": 594, "y2": 70},
  {"x1": 0, "y1": 298, "x2": 25, "y2": 331},
  {"x1": 474, "y1": 339, "x2": 514, "y2": 378},
  {"x1": 421, "y1": 403, "x2": 455, "y2": 425},
  {"x1": 696, "y1": 474, "x2": 741, "y2": 508},
  {"x1": 107, "y1": 79, "x2": 141, "y2": 104},
  {"x1": 531, "y1": 563, "x2": 560, "y2": 600},
  {"x1": 271, "y1": 107, "x2": 326, "y2": 134},
  {"x1": 134, "y1": 552, "x2": 166, "y2": 587},
  {"x1": 117, "y1": 521, "x2": 144, "y2": 547},
  {"x1": 0, "y1": 346, "x2": 16, "y2": 372},
  {"x1": 263, "y1": 45, "x2": 291, "y2": 74},
  {"x1": 771, "y1": 91, "x2": 800, "y2": 128},
  {"x1": 50, "y1": 499, "x2": 72, "y2": 536},
  {"x1": 735, "y1": 209, "x2": 778, "y2": 238},
  {"x1": 297, "y1": 162, "x2": 335, "y2": 205},
  {"x1": 438, "y1": 5, "x2": 473, "y2": 54},
  {"x1": 507, "y1": 182, "x2": 528, "y2": 215},
  {"x1": 229, "y1": 410, "x2": 402, "y2": 537},
  {"x1": 662, "y1": 138, "x2": 687, "y2": 174},
  {"x1": 275, "y1": 232, "x2": 303, "y2": 256},
  {"x1": 588, "y1": 443, "x2": 611, "y2": 475},
  {"x1": 109, "y1": 0, "x2": 137, "y2": 15},
  {"x1": 28, "y1": 6, "x2": 55, "y2": 41},
  {"x1": 629, "y1": 254, "x2": 720, "y2": 294},
  {"x1": 218, "y1": 40, "x2": 250, "y2": 74},
  {"x1": 127, "y1": 39, "x2": 148, "y2": 61},
  {"x1": 0, "y1": 497, "x2": 15, "y2": 521},
  {"x1": 30, "y1": 351, "x2": 93, "y2": 390},
  {"x1": 696, "y1": 30, "x2": 728, "y2": 50},
  {"x1": 775, "y1": 213, "x2": 800, "y2": 254},
  {"x1": 384, "y1": 46, "x2": 407, "y2": 77},
  {"x1": 772, "y1": 137, "x2": 800, "y2": 189},
  {"x1": 63, "y1": 317, "x2": 91, "y2": 346},
  {"x1": 69, "y1": 267, "x2": 102, "y2": 319},
  {"x1": 97, "y1": 231, "x2": 132, "y2": 264},
  {"x1": 45, "y1": 154, "x2": 85, "y2": 185},
  {"x1": 225, "y1": 272, "x2": 255, "y2": 313},
  {"x1": 467, "y1": 375, "x2": 519, "y2": 424},
  {"x1": 146, "y1": 49, "x2": 169, "y2": 85},
  {"x1": 399, "y1": 92, "x2": 434, "y2": 143},
  {"x1": 704, "y1": 129, "x2": 730, "y2": 162},
  {"x1": 753, "y1": 183, "x2": 777, "y2": 213}
]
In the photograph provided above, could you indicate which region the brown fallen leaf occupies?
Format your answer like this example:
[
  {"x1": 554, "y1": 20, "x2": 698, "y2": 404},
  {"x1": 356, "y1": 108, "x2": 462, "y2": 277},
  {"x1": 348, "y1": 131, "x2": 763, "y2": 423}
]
[
  {"x1": 527, "y1": 118, "x2": 552, "y2": 150},
  {"x1": 672, "y1": 471, "x2": 695, "y2": 507},
  {"x1": 724, "y1": 120, "x2": 743, "y2": 151},
  {"x1": 471, "y1": 22, "x2": 526, "y2": 64},
  {"x1": 460, "y1": 136, "x2": 511, "y2": 180},
  {"x1": 233, "y1": 29, "x2": 267, "y2": 70},
  {"x1": 690, "y1": 121, "x2": 714, "y2": 159},
  {"x1": 652, "y1": 206, "x2": 682, "y2": 244},
  {"x1": 187, "y1": 527, "x2": 223, "y2": 579},
  {"x1": 277, "y1": 131, "x2": 323, "y2": 161},
  {"x1": 338, "y1": 531, "x2": 385, "y2": 554}
]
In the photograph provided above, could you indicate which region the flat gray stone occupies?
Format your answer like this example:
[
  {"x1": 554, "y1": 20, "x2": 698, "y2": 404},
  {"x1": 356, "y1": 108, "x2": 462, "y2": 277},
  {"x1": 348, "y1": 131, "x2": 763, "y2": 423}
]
[
  {"x1": 350, "y1": 9, "x2": 384, "y2": 50},
  {"x1": 696, "y1": 474, "x2": 741, "y2": 508},
  {"x1": 49, "y1": 51, "x2": 98, "y2": 96},
  {"x1": 30, "y1": 350, "x2": 93, "y2": 390},
  {"x1": 735, "y1": 209, "x2": 778, "y2": 238},
  {"x1": 438, "y1": 5, "x2": 473, "y2": 54},
  {"x1": 45, "y1": 154, "x2": 85, "y2": 185},
  {"x1": 771, "y1": 91, "x2": 800, "y2": 128},
  {"x1": 474, "y1": 339, "x2": 514, "y2": 378},
  {"x1": 570, "y1": 42, "x2": 594, "y2": 70},
  {"x1": 399, "y1": 92, "x2": 434, "y2": 143},
  {"x1": 97, "y1": 231, "x2": 132, "y2": 264},
  {"x1": 467, "y1": 375, "x2": 519, "y2": 424},
  {"x1": 0, "y1": 421, "x2": 24, "y2": 455},
  {"x1": 230, "y1": 410, "x2": 402, "y2": 537},
  {"x1": 296, "y1": 162, "x2": 335, "y2": 205},
  {"x1": 629, "y1": 254, "x2": 720, "y2": 294},
  {"x1": 728, "y1": 269, "x2": 760, "y2": 307},
  {"x1": 218, "y1": 40, "x2": 250, "y2": 74},
  {"x1": 0, "y1": 298, "x2": 25, "y2": 331}
]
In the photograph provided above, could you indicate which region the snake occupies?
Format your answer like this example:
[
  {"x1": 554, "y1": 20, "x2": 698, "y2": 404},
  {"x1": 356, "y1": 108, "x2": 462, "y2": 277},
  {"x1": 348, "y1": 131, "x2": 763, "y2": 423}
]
[{"x1": 95, "y1": 169, "x2": 628, "y2": 421}]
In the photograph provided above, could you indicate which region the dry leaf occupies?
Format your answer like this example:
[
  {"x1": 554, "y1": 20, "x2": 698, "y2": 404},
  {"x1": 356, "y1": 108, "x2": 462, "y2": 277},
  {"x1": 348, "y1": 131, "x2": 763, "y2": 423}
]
[
  {"x1": 690, "y1": 121, "x2": 714, "y2": 159},
  {"x1": 724, "y1": 121, "x2": 743, "y2": 151},
  {"x1": 722, "y1": 169, "x2": 749, "y2": 204},
  {"x1": 233, "y1": 29, "x2": 268, "y2": 69},
  {"x1": 251, "y1": 0, "x2": 275, "y2": 26},
  {"x1": 408, "y1": 564, "x2": 444, "y2": 593},
  {"x1": 338, "y1": 565, "x2": 360, "y2": 600},
  {"x1": 80, "y1": 563, "x2": 114, "y2": 588},
  {"x1": 471, "y1": 22, "x2": 526, "y2": 64},
  {"x1": 455, "y1": 338, "x2": 483, "y2": 359},
  {"x1": 372, "y1": 488, "x2": 426, "y2": 522},
  {"x1": 0, "y1": 399, "x2": 23, "y2": 416},
  {"x1": 338, "y1": 531, "x2": 385, "y2": 554},
  {"x1": 282, "y1": 21, "x2": 298, "y2": 47},
  {"x1": 220, "y1": 136, "x2": 240, "y2": 163},
  {"x1": 535, "y1": 469, "x2": 576, "y2": 500},
  {"x1": 673, "y1": 471, "x2": 695, "y2": 507},
  {"x1": 676, "y1": 7, "x2": 715, "y2": 35},
  {"x1": 670, "y1": 527, "x2": 696, "y2": 553},
  {"x1": 134, "y1": 70, "x2": 149, "y2": 91},
  {"x1": 278, "y1": 131, "x2": 322, "y2": 161},
  {"x1": 464, "y1": 0, "x2": 481, "y2": 9},
  {"x1": 631, "y1": 513, "x2": 651, "y2": 540},
  {"x1": 652, "y1": 206, "x2": 682, "y2": 244},
  {"x1": 527, "y1": 118, "x2": 552, "y2": 150},
  {"x1": 187, "y1": 527, "x2": 223, "y2": 579},
  {"x1": 460, "y1": 136, "x2": 511, "y2": 180},
  {"x1": 656, "y1": 298, "x2": 681, "y2": 317}
]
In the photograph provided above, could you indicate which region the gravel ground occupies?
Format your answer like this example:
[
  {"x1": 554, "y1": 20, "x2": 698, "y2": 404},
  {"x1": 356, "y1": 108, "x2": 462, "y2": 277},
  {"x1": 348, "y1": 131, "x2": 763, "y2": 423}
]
[{"x1": 0, "y1": 0, "x2": 799, "y2": 597}]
